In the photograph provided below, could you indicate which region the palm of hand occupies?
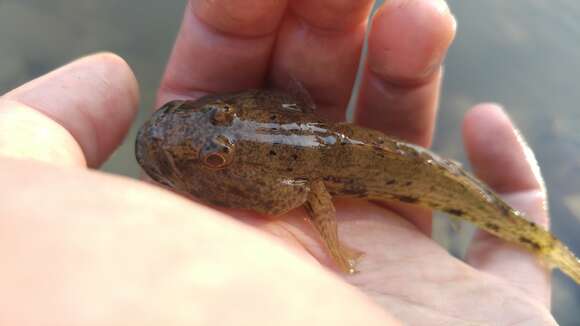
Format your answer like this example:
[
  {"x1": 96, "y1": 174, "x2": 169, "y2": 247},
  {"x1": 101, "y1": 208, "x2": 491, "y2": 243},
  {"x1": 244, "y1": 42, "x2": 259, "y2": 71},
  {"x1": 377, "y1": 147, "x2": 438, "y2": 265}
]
[
  {"x1": 0, "y1": 0, "x2": 557, "y2": 324},
  {"x1": 226, "y1": 195, "x2": 553, "y2": 324},
  {"x1": 156, "y1": 1, "x2": 555, "y2": 323}
]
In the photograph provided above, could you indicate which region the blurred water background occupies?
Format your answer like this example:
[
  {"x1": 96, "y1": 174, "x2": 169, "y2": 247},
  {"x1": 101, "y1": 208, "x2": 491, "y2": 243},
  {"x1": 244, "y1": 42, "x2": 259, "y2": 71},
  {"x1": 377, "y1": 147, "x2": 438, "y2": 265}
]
[{"x1": 1, "y1": 0, "x2": 579, "y2": 323}]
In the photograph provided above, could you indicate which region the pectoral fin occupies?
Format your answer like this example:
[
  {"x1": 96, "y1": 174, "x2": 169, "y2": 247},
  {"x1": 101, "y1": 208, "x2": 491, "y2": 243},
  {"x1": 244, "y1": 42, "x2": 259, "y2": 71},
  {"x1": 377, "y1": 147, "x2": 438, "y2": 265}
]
[
  {"x1": 305, "y1": 180, "x2": 362, "y2": 274},
  {"x1": 283, "y1": 76, "x2": 316, "y2": 114}
]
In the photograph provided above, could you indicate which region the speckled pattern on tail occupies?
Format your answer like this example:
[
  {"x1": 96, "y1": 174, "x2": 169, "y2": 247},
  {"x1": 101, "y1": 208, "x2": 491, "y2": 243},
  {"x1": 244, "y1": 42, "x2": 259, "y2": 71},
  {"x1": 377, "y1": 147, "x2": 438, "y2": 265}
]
[
  {"x1": 473, "y1": 207, "x2": 580, "y2": 284},
  {"x1": 548, "y1": 239, "x2": 580, "y2": 284}
]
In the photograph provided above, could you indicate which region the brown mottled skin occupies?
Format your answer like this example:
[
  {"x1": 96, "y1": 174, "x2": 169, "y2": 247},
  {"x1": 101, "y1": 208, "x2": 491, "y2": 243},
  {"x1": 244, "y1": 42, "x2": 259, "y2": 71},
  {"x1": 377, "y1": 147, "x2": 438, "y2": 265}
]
[{"x1": 135, "y1": 89, "x2": 580, "y2": 284}]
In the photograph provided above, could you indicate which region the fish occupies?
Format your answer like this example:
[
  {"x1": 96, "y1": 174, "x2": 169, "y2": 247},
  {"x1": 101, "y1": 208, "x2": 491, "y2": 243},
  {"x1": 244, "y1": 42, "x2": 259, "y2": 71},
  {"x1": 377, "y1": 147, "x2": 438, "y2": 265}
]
[{"x1": 135, "y1": 89, "x2": 580, "y2": 283}]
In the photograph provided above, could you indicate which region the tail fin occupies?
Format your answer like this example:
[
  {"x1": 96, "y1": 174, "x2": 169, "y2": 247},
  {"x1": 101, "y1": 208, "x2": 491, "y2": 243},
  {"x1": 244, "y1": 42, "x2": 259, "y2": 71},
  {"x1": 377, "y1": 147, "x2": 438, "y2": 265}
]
[
  {"x1": 475, "y1": 208, "x2": 580, "y2": 285},
  {"x1": 547, "y1": 240, "x2": 580, "y2": 284},
  {"x1": 446, "y1": 193, "x2": 580, "y2": 285}
]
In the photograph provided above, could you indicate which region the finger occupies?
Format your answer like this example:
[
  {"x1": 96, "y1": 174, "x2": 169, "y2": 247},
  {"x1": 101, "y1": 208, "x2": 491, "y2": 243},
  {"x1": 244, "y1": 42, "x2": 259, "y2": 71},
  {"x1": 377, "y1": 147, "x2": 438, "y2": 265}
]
[
  {"x1": 269, "y1": 0, "x2": 374, "y2": 122},
  {"x1": 463, "y1": 104, "x2": 544, "y2": 194},
  {"x1": 0, "y1": 158, "x2": 398, "y2": 325},
  {"x1": 353, "y1": 0, "x2": 455, "y2": 235},
  {"x1": 2, "y1": 53, "x2": 139, "y2": 168},
  {"x1": 355, "y1": 0, "x2": 456, "y2": 146},
  {"x1": 463, "y1": 104, "x2": 551, "y2": 306},
  {"x1": 0, "y1": 99, "x2": 86, "y2": 167},
  {"x1": 157, "y1": 0, "x2": 287, "y2": 105}
]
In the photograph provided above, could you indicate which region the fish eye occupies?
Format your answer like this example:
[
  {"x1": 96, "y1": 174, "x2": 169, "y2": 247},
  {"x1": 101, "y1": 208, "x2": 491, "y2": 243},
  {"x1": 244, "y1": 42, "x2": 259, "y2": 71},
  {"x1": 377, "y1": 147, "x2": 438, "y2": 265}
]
[
  {"x1": 200, "y1": 135, "x2": 234, "y2": 169},
  {"x1": 203, "y1": 152, "x2": 227, "y2": 168}
]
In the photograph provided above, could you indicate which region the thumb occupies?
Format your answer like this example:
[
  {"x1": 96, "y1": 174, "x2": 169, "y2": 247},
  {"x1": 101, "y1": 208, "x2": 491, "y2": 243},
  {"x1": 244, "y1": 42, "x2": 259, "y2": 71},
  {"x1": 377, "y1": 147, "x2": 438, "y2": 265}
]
[{"x1": 0, "y1": 52, "x2": 139, "y2": 168}]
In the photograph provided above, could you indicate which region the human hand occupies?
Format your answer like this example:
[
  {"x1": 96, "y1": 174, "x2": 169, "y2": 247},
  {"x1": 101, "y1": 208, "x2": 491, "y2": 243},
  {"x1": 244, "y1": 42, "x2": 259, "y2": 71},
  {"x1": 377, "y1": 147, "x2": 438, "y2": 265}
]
[
  {"x1": 158, "y1": 0, "x2": 456, "y2": 233},
  {"x1": 0, "y1": 54, "x2": 397, "y2": 325},
  {"x1": 0, "y1": 0, "x2": 556, "y2": 324},
  {"x1": 157, "y1": 0, "x2": 556, "y2": 324}
]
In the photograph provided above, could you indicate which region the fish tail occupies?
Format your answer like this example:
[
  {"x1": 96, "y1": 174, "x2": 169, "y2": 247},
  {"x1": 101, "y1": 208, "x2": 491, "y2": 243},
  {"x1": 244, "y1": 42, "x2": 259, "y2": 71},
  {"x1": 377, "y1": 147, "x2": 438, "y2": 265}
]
[
  {"x1": 481, "y1": 209, "x2": 580, "y2": 285},
  {"x1": 451, "y1": 169, "x2": 580, "y2": 284},
  {"x1": 449, "y1": 195, "x2": 580, "y2": 285},
  {"x1": 546, "y1": 240, "x2": 580, "y2": 284}
]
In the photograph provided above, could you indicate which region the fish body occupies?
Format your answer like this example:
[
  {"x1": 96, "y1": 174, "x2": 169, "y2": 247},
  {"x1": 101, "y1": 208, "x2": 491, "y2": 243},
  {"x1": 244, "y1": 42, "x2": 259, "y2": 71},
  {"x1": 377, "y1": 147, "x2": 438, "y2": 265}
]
[{"x1": 136, "y1": 89, "x2": 580, "y2": 283}]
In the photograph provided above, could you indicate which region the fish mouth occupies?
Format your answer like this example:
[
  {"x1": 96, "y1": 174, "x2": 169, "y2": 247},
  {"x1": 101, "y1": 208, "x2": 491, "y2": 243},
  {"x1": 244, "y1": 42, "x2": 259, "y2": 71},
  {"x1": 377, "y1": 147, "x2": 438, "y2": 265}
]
[
  {"x1": 134, "y1": 136, "x2": 177, "y2": 190},
  {"x1": 134, "y1": 122, "x2": 149, "y2": 168}
]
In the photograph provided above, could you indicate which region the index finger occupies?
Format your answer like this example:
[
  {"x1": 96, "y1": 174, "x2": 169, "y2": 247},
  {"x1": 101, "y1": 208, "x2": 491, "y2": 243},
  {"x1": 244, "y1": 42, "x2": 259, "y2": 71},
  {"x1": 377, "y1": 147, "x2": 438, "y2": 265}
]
[{"x1": 157, "y1": 0, "x2": 287, "y2": 105}]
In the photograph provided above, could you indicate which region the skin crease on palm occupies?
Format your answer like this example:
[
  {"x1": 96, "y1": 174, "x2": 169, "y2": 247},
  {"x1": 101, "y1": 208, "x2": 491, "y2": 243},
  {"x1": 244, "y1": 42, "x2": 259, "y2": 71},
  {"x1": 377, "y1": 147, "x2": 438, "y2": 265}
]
[{"x1": 0, "y1": 0, "x2": 560, "y2": 324}]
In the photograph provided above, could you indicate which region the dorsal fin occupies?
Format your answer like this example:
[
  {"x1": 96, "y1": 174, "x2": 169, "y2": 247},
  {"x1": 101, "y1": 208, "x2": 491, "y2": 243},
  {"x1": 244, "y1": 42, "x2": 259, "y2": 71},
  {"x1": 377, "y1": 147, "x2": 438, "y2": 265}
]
[{"x1": 283, "y1": 76, "x2": 316, "y2": 114}]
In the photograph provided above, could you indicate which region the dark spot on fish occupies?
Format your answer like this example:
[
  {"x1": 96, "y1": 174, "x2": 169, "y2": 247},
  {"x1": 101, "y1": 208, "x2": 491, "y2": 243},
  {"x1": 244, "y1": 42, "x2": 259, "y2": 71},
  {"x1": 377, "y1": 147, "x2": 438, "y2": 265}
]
[
  {"x1": 324, "y1": 176, "x2": 354, "y2": 185},
  {"x1": 270, "y1": 115, "x2": 277, "y2": 121},
  {"x1": 444, "y1": 208, "x2": 465, "y2": 216},
  {"x1": 386, "y1": 179, "x2": 396, "y2": 186},
  {"x1": 497, "y1": 203, "x2": 511, "y2": 217},
  {"x1": 269, "y1": 150, "x2": 277, "y2": 156},
  {"x1": 287, "y1": 167, "x2": 293, "y2": 172},
  {"x1": 404, "y1": 181, "x2": 413, "y2": 186},
  {"x1": 228, "y1": 186, "x2": 250, "y2": 199},
  {"x1": 343, "y1": 187, "x2": 368, "y2": 198},
  {"x1": 323, "y1": 176, "x2": 335, "y2": 182},
  {"x1": 210, "y1": 199, "x2": 228, "y2": 207},
  {"x1": 519, "y1": 236, "x2": 541, "y2": 251},
  {"x1": 291, "y1": 154, "x2": 298, "y2": 160},
  {"x1": 485, "y1": 223, "x2": 500, "y2": 232},
  {"x1": 395, "y1": 195, "x2": 419, "y2": 204}
]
